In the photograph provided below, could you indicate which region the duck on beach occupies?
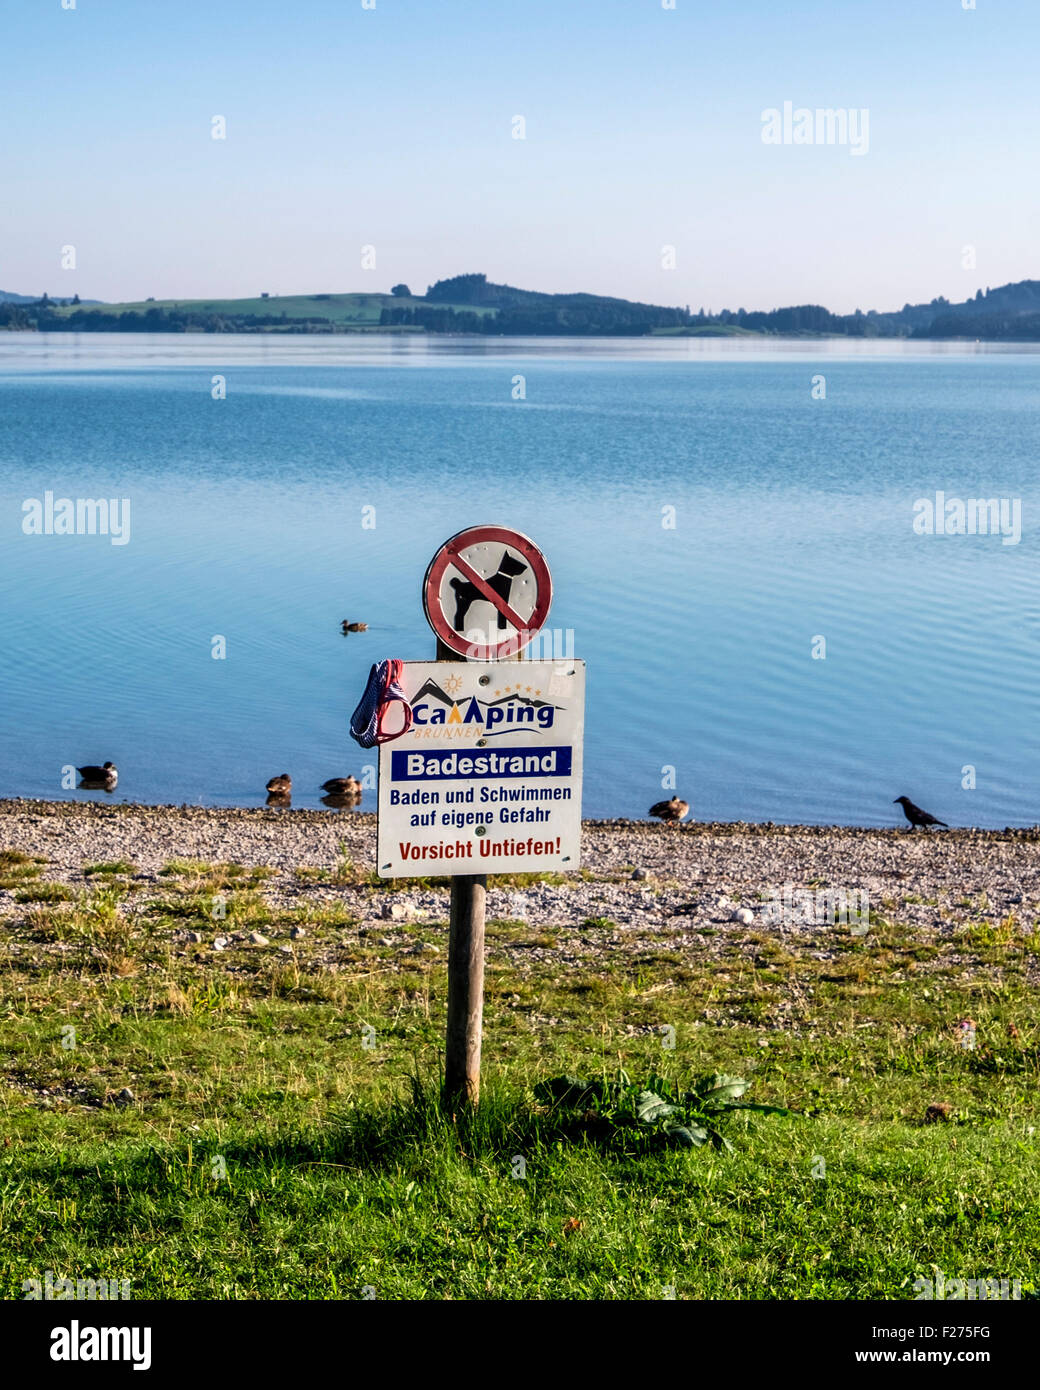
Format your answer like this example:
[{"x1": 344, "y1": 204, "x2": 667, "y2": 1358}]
[
  {"x1": 77, "y1": 762, "x2": 118, "y2": 789},
  {"x1": 266, "y1": 773, "x2": 292, "y2": 795},
  {"x1": 341, "y1": 621, "x2": 368, "y2": 633},
  {"x1": 648, "y1": 796, "x2": 689, "y2": 826},
  {"x1": 321, "y1": 777, "x2": 362, "y2": 797}
]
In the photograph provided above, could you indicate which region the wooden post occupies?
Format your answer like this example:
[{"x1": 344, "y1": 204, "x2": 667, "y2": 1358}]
[
  {"x1": 437, "y1": 634, "x2": 517, "y2": 1107},
  {"x1": 444, "y1": 871, "x2": 486, "y2": 1106}
]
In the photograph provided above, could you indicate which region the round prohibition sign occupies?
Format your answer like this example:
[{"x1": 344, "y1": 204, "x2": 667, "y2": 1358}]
[{"x1": 423, "y1": 524, "x2": 553, "y2": 660}]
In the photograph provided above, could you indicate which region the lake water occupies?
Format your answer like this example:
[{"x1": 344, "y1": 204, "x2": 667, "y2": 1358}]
[{"x1": 2, "y1": 332, "x2": 1038, "y2": 828}]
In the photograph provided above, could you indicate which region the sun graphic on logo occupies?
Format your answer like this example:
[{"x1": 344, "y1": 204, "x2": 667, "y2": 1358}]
[{"x1": 443, "y1": 674, "x2": 463, "y2": 694}]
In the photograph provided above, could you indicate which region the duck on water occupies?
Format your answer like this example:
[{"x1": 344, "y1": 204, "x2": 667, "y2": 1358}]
[
  {"x1": 77, "y1": 762, "x2": 118, "y2": 790},
  {"x1": 321, "y1": 777, "x2": 361, "y2": 797}
]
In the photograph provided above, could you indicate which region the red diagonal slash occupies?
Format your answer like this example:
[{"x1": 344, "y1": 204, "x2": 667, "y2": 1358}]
[{"x1": 448, "y1": 548, "x2": 531, "y2": 632}]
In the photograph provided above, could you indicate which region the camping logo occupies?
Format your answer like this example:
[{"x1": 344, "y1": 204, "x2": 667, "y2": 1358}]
[{"x1": 409, "y1": 677, "x2": 558, "y2": 739}]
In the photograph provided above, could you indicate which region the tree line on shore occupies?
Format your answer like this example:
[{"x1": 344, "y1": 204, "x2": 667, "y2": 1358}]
[{"x1": 5, "y1": 274, "x2": 1040, "y2": 339}]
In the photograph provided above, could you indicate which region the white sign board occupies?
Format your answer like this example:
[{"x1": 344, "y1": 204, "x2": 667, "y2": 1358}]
[{"x1": 377, "y1": 660, "x2": 585, "y2": 878}]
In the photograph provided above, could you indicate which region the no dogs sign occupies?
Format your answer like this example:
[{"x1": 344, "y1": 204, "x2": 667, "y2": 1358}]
[
  {"x1": 423, "y1": 525, "x2": 552, "y2": 660},
  {"x1": 377, "y1": 660, "x2": 585, "y2": 877}
]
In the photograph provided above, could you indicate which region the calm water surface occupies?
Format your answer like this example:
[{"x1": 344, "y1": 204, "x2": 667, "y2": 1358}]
[{"x1": 1, "y1": 332, "x2": 1038, "y2": 827}]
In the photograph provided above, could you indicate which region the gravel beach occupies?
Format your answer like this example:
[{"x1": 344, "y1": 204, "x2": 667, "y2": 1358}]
[{"x1": 3, "y1": 800, "x2": 1038, "y2": 990}]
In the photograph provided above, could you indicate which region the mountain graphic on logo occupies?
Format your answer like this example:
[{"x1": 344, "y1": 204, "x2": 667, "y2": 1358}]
[{"x1": 409, "y1": 677, "x2": 559, "y2": 736}]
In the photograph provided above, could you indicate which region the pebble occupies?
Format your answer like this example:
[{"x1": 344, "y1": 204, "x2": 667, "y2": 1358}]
[
  {"x1": 731, "y1": 907, "x2": 755, "y2": 925},
  {"x1": 248, "y1": 931, "x2": 270, "y2": 946},
  {"x1": 278, "y1": 945, "x2": 293, "y2": 954},
  {"x1": 186, "y1": 931, "x2": 203, "y2": 944},
  {"x1": 631, "y1": 868, "x2": 648, "y2": 881},
  {"x1": 386, "y1": 900, "x2": 423, "y2": 921},
  {"x1": 114, "y1": 1088, "x2": 134, "y2": 1106},
  {"x1": 3, "y1": 804, "x2": 1037, "y2": 1004},
  {"x1": 290, "y1": 926, "x2": 306, "y2": 940}
]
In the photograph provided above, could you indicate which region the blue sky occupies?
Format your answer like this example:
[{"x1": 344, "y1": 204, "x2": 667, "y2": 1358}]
[{"x1": 1, "y1": 0, "x2": 1037, "y2": 311}]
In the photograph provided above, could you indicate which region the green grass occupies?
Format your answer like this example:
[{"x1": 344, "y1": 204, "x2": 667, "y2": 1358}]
[
  {"x1": 46, "y1": 292, "x2": 499, "y2": 330},
  {"x1": 158, "y1": 859, "x2": 274, "y2": 892},
  {"x1": 0, "y1": 850, "x2": 47, "y2": 890},
  {"x1": 0, "y1": 850, "x2": 44, "y2": 869},
  {"x1": 2, "y1": 880, "x2": 1038, "y2": 1300},
  {"x1": 13, "y1": 882, "x2": 72, "y2": 904},
  {"x1": 83, "y1": 860, "x2": 137, "y2": 877},
  {"x1": 650, "y1": 323, "x2": 762, "y2": 337}
]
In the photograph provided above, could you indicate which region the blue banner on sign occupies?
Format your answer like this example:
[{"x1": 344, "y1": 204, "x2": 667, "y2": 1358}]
[{"x1": 391, "y1": 746, "x2": 572, "y2": 781}]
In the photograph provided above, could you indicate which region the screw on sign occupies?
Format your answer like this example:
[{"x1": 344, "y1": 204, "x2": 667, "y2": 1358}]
[{"x1": 423, "y1": 524, "x2": 552, "y2": 660}]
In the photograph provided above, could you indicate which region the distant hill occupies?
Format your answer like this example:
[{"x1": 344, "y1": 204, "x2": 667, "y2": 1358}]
[
  {"x1": 403, "y1": 273, "x2": 689, "y2": 334},
  {"x1": 4, "y1": 276, "x2": 1040, "y2": 339},
  {"x1": 383, "y1": 273, "x2": 1040, "y2": 339},
  {"x1": 906, "y1": 281, "x2": 1040, "y2": 339},
  {"x1": 0, "y1": 290, "x2": 103, "y2": 305}
]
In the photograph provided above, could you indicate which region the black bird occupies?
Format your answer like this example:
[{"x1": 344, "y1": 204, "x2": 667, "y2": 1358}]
[{"x1": 894, "y1": 796, "x2": 948, "y2": 830}]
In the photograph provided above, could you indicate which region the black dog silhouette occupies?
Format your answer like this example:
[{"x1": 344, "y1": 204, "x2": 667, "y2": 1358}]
[{"x1": 450, "y1": 550, "x2": 528, "y2": 631}]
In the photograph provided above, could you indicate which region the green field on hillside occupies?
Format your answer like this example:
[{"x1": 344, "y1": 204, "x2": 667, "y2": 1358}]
[{"x1": 46, "y1": 293, "x2": 497, "y2": 326}]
